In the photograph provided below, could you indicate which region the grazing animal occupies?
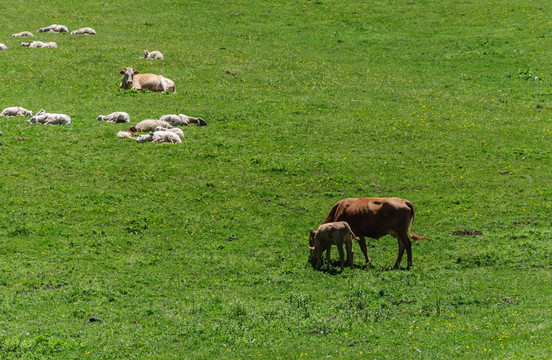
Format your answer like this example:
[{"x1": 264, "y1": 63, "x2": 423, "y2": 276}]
[
  {"x1": 323, "y1": 197, "x2": 425, "y2": 269},
  {"x1": 154, "y1": 126, "x2": 184, "y2": 138},
  {"x1": 134, "y1": 119, "x2": 172, "y2": 132},
  {"x1": 1, "y1": 107, "x2": 33, "y2": 117},
  {"x1": 71, "y1": 27, "x2": 96, "y2": 35},
  {"x1": 28, "y1": 110, "x2": 71, "y2": 125},
  {"x1": 12, "y1": 31, "x2": 34, "y2": 37},
  {"x1": 119, "y1": 67, "x2": 175, "y2": 92},
  {"x1": 96, "y1": 112, "x2": 130, "y2": 123},
  {"x1": 144, "y1": 50, "x2": 164, "y2": 59},
  {"x1": 309, "y1": 221, "x2": 359, "y2": 271},
  {"x1": 0, "y1": 44, "x2": 7, "y2": 51},
  {"x1": 38, "y1": 24, "x2": 68, "y2": 33},
  {"x1": 117, "y1": 126, "x2": 138, "y2": 138},
  {"x1": 159, "y1": 114, "x2": 207, "y2": 126}
]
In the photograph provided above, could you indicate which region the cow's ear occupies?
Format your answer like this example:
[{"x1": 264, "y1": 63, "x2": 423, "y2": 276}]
[
  {"x1": 120, "y1": 70, "x2": 125, "y2": 74},
  {"x1": 134, "y1": 70, "x2": 140, "y2": 74}
]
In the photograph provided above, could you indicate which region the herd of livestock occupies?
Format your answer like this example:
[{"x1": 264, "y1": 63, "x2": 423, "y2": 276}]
[
  {"x1": 0, "y1": 24, "x2": 206, "y2": 144},
  {"x1": 2, "y1": 25, "x2": 426, "y2": 271}
]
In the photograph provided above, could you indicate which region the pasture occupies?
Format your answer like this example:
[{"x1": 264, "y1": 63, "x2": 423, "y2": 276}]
[{"x1": 0, "y1": 0, "x2": 551, "y2": 358}]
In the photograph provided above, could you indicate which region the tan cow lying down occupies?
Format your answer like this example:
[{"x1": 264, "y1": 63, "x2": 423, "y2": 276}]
[
  {"x1": 323, "y1": 197, "x2": 426, "y2": 270},
  {"x1": 119, "y1": 67, "x2": 175, "y2": 92},
  {"x1": 309, "y1": 221, "x2": 359, "y2": 272}
]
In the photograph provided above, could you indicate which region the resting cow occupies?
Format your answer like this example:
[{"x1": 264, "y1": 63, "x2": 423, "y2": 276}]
[
  {"x1": 323, "y1": 197, "x2": 425, "y2": 269},
  {"x1": 119, "y1": 67, "x2": 175, "y2": 92},
  {"x1": 309, "y1": 221, "x2": 359, "y2": 272}
]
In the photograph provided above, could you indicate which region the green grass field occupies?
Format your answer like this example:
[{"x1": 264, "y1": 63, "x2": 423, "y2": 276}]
[{"x1": 1, "y1": 0, "x2": 551, "y2": 358}]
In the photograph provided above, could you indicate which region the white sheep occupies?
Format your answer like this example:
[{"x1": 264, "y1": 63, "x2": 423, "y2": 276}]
[
  {"x1": 144, "y1": 50, "x2": 164, "y2": 60},
  {"x1": 154, "y1": 126, "x2": 184, "y2": 138},
  {"x1": 117, "y1": 126, "x2": 138, "y2": 138},
  {"x1": 1, "y1": 107, "x2": 33, "y2": 117},
  {"x1": 159, "y1": 114, "x2": 206, "y2": 126},
  {"x1": 71, "y1": 27, "x2": 96, "y2": 35},
  {"x1": 38, "y1": 24, "x2": 68, "y2": 33},
  {"x1": 134, "y1": 119, "x2": 173, "y2": 132},
  {"x1": 96, "y1": 112, "x2": 130, "y2": 123},
  {"x1": 0, "y1": 44, "x2": 7, "y2": 51},
  {"x1": 136, "y1": 131, "x2": 181, "y2": 144},
  {"x1": 28, "y1": 110, "x2": 71, "y2": 125},
  {"x1": 20, "y1": 41, "x2": 57, "y2": 48},
  {"x1": 12, "y1": 31, "x2": 34, "y2": 37}
]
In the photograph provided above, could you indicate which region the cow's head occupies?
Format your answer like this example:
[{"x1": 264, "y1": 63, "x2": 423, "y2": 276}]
[
  {"x1": 120, "y1": 67, "x2": 139, "y2": 88},
  {"x1": 308, "y1": 230, "x2": 316, "y2": 252}
]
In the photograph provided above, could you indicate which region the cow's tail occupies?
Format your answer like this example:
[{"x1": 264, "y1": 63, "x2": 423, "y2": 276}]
[
  {"x1": 323, "y1": 202, "x2": 340, "y2": 224},
  {"x1": 406, "y1": 200, "x2": 427, "y2": 241}
]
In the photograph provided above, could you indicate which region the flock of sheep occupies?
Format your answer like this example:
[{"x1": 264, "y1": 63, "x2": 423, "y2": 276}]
[{"x1": 1, "y1": 24, "x2": 206, "y2": 144}]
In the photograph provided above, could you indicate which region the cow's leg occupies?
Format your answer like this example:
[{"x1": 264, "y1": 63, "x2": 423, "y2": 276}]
[
  {"x1": 358, "y1": 236, "x2": 371, "y2": 264},
  {"x1": 404, "y1": 235, "x2": 413, "y2": 269},
  {"x1": 326, "y1": 245, "x2": 331, "y2": 269},
  {"x1": 337, "y1": 243, "x2": 345, "y2": 272},
  {"x1": 345, "y1": 239, "x2": 354, "y2": 269},
  {"x1": 393, "y1": 237, "x2": 406, "y2": 269}
]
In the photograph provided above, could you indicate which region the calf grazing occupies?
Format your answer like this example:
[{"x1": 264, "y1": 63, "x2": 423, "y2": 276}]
[
  {"x1": 1, "y1": 107, "x2": 33, "y2": 117},
  {"x1": 0, "y1": 44, "x2": 7, "y2": 51},
  {"x1": 309, "y1": 221, "x2": 359, "y2": 272},
  {"x1": 144, "y1": 50, "x2": 164, "y2": 60},
  {"x1": 323, "y1": 197, "x2": 426, "y2": 269},
  {"x1": 28, "y1": 110, "x2": 71, "y2": 125},
  {"x1": 71, "y1": 27, "x2": 96, "y2": 35},
  {"x1": 12, "y1": 31, "x2": 34, "y2": 37},
  {"x1": 119, "y1": 67, "x2": 175, "y2": 92},
  {"x1": 117, "y1": 126, "x2": 138, "y2": 138},
  {"x1": 159, "y1": 114, "x2": 207, "y2": 126},
  {"x1": 38, "y1": 24, "x2": 68, "y2": 33},
  {"x1": 97, "y1": 112, "x2": 130, "y2": 123},
  {"x1": 154, "y1": 126, "x2": 184, "y2": 138},
  {"x1": 134, "y1": 119, "x2": 172, "y2": 132}
]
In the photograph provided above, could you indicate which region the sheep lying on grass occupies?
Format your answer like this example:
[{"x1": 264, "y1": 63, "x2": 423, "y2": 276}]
[
  {"x1": 159, "y1": 114, "x2": 206, "y2": 126},
  {"x1": 144, "y1": 50, "x2": 163, "y2": 59},
  {"x1": 71, "y1": 27, "x2": 96, "y2": 35},
  {"x1": 1, "y1": 107, "x2": 33, "y2": 117},
  {"x1": 135, "y1": 119, "x2": 173, "y2": 132},
  {"x1": 38, "y1": 24, "x2": 68, "y2": 33},
  {"x1": 12, "y1": 31, "x2": 34, "y2": 37},
  {"x1": 97, "y1": 112, "x2": 130, "y2": 123},
  {"x1": 0, "y1": 44, "x2": 7, "y2": 51},
  {"x1": 20, "y1": 41, "x2": 57, "y2": 48},
  {"x1": 136, "y1": 131, "x2": 181, "y2": 144},
  {"x1": 117, "y1": 126, "x2": 138, "y2": 138},
  {"x1": 154, "y1": 126, "x2": 184, "y2": 138},
  {"x1": 28, "y1": 110, "x2": 71, "y2": 125}
]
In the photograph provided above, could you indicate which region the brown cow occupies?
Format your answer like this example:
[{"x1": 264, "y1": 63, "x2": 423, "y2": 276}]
[
  {"x1": 308, "y1": 221, "x2": 360, "y2": 271},
  {"x1": 323, "y1": 197, "x2": 425, "y2": 269},
  {"x1": 119, "y1": 67, "x2": 175, "y2": 92}
]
